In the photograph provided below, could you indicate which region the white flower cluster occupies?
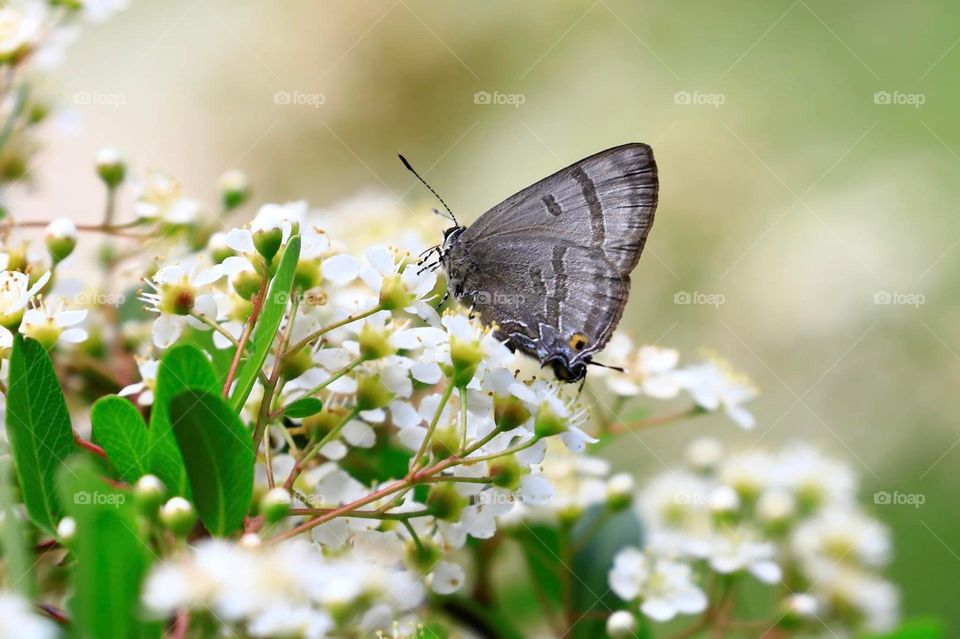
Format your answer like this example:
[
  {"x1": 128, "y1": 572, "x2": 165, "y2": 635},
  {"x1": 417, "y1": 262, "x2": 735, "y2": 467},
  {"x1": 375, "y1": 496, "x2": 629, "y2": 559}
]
[
  {"x1": 592, "y1": 334, "x2": 759, "y2": 429},
  {"x1": 143, "y1": 538, "x2": 423, "y2": 639},
  {"x1": 609, "y1": 438, "x2": 899, "y2": 634}
]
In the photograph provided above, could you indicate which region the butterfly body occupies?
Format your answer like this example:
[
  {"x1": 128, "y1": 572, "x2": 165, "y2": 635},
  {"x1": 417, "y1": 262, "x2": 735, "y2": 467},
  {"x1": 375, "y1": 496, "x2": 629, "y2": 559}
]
[{"x1": 439, "y1": 143, "x2": 659, "y2": 382}]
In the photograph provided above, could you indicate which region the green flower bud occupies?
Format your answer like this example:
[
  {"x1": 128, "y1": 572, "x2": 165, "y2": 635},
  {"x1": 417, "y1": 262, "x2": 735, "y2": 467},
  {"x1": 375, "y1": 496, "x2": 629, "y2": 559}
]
[
  {"x1": 45, "y1": 218, "x2": 77, "y2": 263},
  {"x1": 294, "y1": 258, "x2": 321, "y2": 291},
  {"x1": 356, "y1": 375, "x2": 394, "y2": 411},
  {"x1": 208, "y1": 233, "x2": 236, "y2": 264},
  {"x1": 233, "y1": 270, "x2": 262, "y2": 301},
  {"x1": 303, "y1": 406, "x2": 349, "y2": 440},
  {"x1": 96, "y1": 147, "x2": 126, "y2": 188},
  {"x1": 405, "y1": 539, "x2": 442, "y2": 574},
  {"x1": 218, "y1": 170, "x2": 251, "y2": 211},
  {"x1": 159, "y1": 497, "x2": 197, "y2": 536},
  {"x1": 260, "y1": 487, "x2": 292, "y2": 524},
  {"x1": 534, "y1": 401, "x2": 566, "y2": 439},
  {"x1": 134, "y1": 474, "x2": 167, "y2": 515},
  {"x1": 281, "y1": 347, "x2": 313, "y2": 381},
  {"x1": 494, "y1": 394, "x2": 530, "y2": 432},
  {"x1": 489, "y1": 456, "x2": 522, "y2": 490},
  {"x1": 605, "y1": 473, "x2": 635, "y2": 511},
  {"x1": 4, "y1": 246, "x2": 27, "y2": 272},
  {"x1": 379, "y1": 274, "x2": 414, "y2": 311},
  {"x1": 253, "y1": 227, "x2": 283, "y2": 262},
  {"x1": 358, "y1": 323, "x2": 396, "y2": 361},
  {"x1": 449, "y1": 337, "x2": 483, "y2": 387},
  {"x1": 426, "y1": 483, "x2": 464, "y2": 522},
  {"x1": 430, "y1": 425, "x2": 460, "y2": 461}
]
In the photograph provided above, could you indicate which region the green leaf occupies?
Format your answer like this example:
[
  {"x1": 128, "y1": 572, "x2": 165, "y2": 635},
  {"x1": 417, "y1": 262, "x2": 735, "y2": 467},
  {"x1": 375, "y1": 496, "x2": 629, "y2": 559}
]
[
  {"x1": 514, "y1": 524, "x2": 564, "y2": 608},
  {"x1": 58, "y1": 456, "x2": 160, "y2": 639},
  {"x1": 859, "y1": 619, "x2": 944, "y2": 639},
  {"x1": 170, "y1": 390, "x2": 254, "y2": 536},
  {"x1": 0, "y1": 458, "x2": 33, "y2": 596},
  {"x1": 149, "y1": 344, "x2": 219, "y2": 496},
  {"x1": 283, "y1": 397, "x2": 324, "y2": 418},
  {"x1": 91, "y1": 396, "x2": 149, "y2": 482},
  {"x1": 569, "y1": 506, "x2": 644, "y2": 639},
  {"x1": 230, "y1": 235, "x2": 301, "y2": 413},
  {"x1": 5, "y1": 334, "x2": 74, "y2": 533}
]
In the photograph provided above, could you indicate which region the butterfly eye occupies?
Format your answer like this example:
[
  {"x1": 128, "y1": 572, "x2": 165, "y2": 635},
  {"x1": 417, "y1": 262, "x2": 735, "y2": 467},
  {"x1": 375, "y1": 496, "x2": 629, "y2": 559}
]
[{"x1": 569, "y1": 333, "x2": 589, "y2": 351}]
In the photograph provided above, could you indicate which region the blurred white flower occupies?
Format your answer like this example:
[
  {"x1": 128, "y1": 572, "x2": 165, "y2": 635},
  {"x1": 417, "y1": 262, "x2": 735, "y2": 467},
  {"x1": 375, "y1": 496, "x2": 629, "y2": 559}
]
[
  {"x1": 608, "y1": 547, "x2": 707, "y2": 622},
  {"x1": 0, "y1": 591, "x2": 58, "y2": 639},
  {"x1": 676, "y1": 355, "x2": 758, "y2": 429},
  {"x1": 0, "y1": 4, "x2": 45, "y2": 62}
]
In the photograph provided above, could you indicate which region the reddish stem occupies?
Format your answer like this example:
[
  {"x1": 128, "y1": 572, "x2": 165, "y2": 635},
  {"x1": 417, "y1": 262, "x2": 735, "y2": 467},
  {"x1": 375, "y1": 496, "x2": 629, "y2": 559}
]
[
  {"x1": 73, "y1": 432, "x2": 107, "y2": 459},
  {"x1": 222, "y1": 273, "x2": 268, "y2": 398}
]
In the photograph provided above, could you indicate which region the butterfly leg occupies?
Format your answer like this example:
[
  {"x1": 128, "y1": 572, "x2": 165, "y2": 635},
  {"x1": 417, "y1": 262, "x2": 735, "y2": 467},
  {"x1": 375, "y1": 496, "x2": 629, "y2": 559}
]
[{"x1": 434, "y1": 289, "x2": 449, "y2": 310}]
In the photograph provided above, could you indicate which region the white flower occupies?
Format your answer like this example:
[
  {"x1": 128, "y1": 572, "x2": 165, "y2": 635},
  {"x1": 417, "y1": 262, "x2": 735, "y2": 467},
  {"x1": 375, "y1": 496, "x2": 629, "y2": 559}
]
[
  {"x1": 139, "y1": 259, "x2": 223, "y2": 348},
  {"x1": 707, "y1": 526, "x2": 782, "y2": 584},
  {"x1": 0, "y1": 4, "x2": 45, "y2": 62},
  {"x1": 119, "y1": 357, "x2": 159, "y2": 405},
  {"x1": 676, "y1": 355, "x2": 757, "y2": 429},
  {"x1": 20, "y1": 299, "x2": 88, "y2": 346},
  {"x1": 596, "y1": 334, "x2": 682, "y2": 398},
  {"x1": 810, "y1": 568, "x2": 899, "y2": 634},
  {"x1": 0, "y1": 270, "x2": 51, "y2": 347},
  {"x1": 429, "y1": 560, "x2": 465, "y2": 595},
  {"x1": 0, "y1": 591, "x2": 58, "y2": 639},
  {"x1": 132, "y1": 170, "x2": 199, "y2": 224},
  {"x1": 791, "y1": 508, "x2": 891, "y2": 576},
  {"x1": 608, "y1": 547, "x2": 707, "y2": 622}
]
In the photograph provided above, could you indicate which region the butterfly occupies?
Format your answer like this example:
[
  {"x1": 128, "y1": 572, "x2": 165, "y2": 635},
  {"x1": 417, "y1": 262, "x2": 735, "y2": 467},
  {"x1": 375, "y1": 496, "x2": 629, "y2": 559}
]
[{"x1": 406, "y1": 143, "x2": 659, "y2": 382}]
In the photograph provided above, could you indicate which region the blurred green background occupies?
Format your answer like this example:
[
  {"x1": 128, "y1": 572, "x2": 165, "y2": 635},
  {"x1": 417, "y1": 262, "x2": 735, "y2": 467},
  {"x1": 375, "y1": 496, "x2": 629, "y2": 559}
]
[{"x1": 24, "y1": 0, "x2": 960, "y2": 632}]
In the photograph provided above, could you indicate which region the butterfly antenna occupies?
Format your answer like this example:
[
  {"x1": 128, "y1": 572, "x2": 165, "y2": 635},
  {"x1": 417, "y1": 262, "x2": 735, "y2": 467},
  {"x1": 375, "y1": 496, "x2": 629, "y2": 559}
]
[
  {"x1": 588, "y1": 360, "x2": 626, "y2": 373},
  {"x1": 398, "y1": 153, "x2": 459, "y2": 226}
]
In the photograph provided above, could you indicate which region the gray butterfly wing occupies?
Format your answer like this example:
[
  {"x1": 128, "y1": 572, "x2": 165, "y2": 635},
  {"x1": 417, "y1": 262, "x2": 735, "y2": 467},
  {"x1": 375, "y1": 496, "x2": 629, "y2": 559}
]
[{"x1": 448, "y1": 143, "x2": 658, "y2": 378}]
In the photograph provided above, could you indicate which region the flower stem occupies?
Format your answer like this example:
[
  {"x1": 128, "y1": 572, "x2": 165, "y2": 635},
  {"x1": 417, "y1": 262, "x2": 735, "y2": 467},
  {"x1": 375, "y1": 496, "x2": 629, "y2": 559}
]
[
  {"x1": 282, "y1": 407, "x2": 360, "y2": 491},
  {"x1": 223, "y1": 271, "x2": 269, "y2": 398},
  {"x1": 410, "y1": 381, "x2": 455, "y2": 472},
  {"x1": 283, "y1": 304, "x2": 386, "y2": 363},
  {"x1": 272, "y1": 358, "x2": 362, "y2": 418}
]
